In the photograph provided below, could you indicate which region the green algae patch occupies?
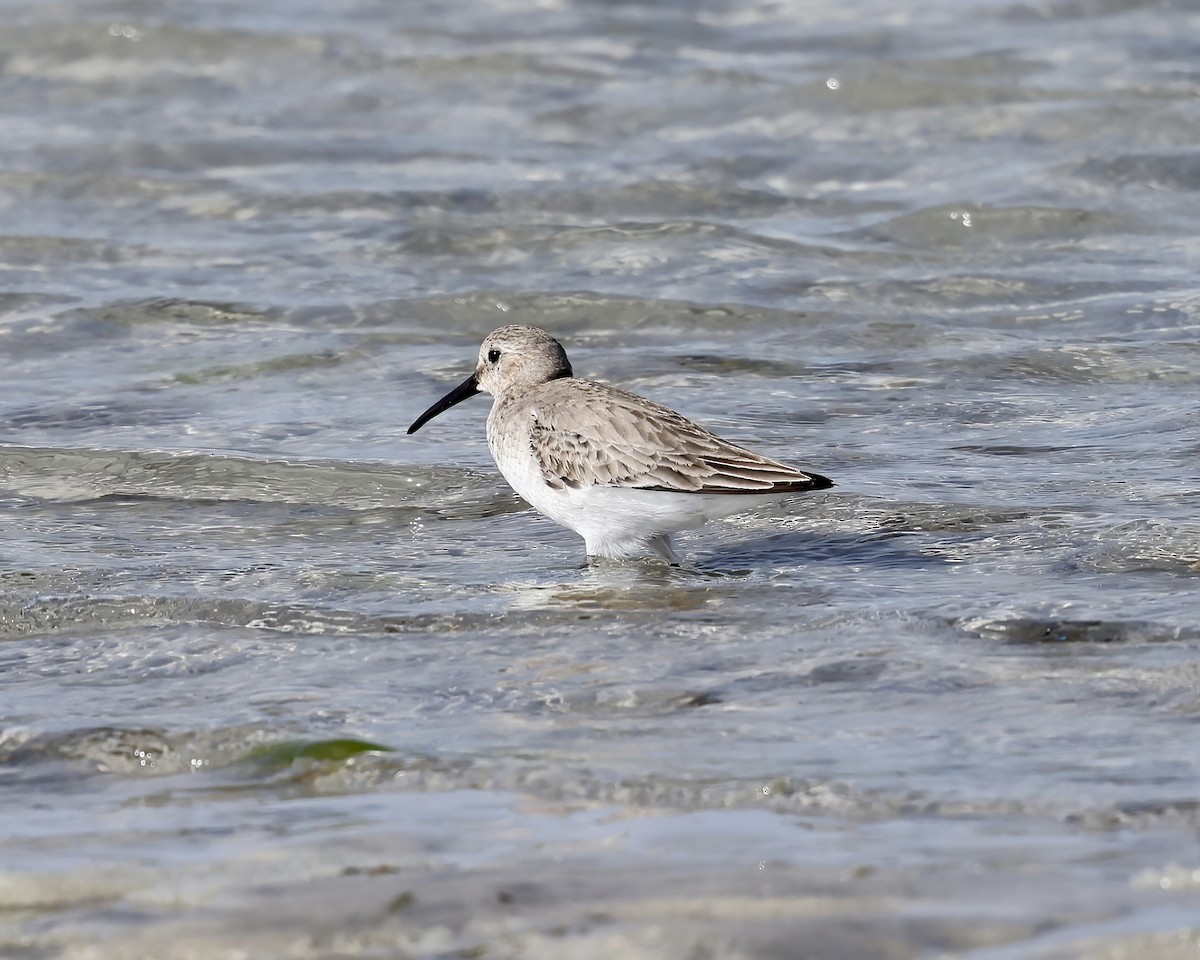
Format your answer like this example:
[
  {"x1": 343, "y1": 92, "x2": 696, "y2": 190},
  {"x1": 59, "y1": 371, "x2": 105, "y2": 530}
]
[{"x1": 244, "y1": 737, "x2": 393, "y2": 770}]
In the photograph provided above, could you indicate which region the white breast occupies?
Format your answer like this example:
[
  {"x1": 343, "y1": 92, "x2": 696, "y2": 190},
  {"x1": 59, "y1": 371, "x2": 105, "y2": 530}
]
[{"x1": 487, "y1": 401, "x2": 572, "y2": 525}]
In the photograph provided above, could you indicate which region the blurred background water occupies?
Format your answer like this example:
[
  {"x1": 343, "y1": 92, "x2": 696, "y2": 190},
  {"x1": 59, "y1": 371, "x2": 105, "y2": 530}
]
[{"x1": 2, "y1": 0, "x2": 1200, "y2": 957}]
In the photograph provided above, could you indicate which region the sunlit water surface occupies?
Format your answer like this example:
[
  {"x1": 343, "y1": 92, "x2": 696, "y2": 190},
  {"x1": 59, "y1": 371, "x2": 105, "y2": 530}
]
[{"x1": 2, "y1": 1, "x2": 1200, "y2": 957}]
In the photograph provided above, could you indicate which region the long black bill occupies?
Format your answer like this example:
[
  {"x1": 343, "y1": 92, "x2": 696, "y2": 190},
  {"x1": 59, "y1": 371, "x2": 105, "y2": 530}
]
[{"x1": 407, "y1": 372, "x2": 480, "y2": 434}]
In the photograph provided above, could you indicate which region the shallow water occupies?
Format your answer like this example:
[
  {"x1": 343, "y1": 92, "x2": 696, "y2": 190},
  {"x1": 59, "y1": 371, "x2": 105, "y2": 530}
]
[{"x1": 3, "y1": 0, "x2": 1200, "y2": 957}]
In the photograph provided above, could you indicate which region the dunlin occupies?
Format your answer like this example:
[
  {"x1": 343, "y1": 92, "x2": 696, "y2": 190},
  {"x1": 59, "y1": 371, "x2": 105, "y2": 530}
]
[{"x1": 408, "y1": 325, "x2": 832, "y2": 563}]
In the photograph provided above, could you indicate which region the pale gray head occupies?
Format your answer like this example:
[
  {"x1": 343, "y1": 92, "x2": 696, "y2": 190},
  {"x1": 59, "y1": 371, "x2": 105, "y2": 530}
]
[
  {"x1": 475, "y1": 325, "x2": 572, "y2": 397},
  {"x1": 407, "y1": 325, "x2": 573, "y2": 435}
]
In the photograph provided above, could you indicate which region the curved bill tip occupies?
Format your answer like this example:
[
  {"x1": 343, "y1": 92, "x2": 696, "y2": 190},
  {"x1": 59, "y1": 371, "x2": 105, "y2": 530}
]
[{"x1": 407, "y1": 371, "x2": 480, "y2": 435}]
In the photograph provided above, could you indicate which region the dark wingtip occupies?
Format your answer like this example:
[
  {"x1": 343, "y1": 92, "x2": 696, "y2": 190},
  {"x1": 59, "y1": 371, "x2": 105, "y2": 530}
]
[
  {"x1": 804, "y1": 472, "x2": 834, "y2": 492},
  {"x1": 640, "y1": 471, "x2": 834, "y2": 495},
  {"x1": 750, "y1": 472, "x2": 833, "y2": 495}
]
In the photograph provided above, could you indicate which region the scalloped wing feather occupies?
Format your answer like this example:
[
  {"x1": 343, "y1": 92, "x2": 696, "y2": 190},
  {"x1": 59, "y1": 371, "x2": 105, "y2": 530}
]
[{"x1": 527, "y1": 380, "x2": 830, "y2": 495}]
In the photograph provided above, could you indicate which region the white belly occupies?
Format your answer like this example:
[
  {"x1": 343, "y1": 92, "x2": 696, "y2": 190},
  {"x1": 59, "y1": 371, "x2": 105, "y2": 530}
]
[{"x1": 487, "y1": 407, "x2": 771, "y2": 558}]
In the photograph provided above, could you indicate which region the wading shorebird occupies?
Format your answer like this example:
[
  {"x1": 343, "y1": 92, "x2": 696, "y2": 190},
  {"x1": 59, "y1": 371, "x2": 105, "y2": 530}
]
[{"x1": 408, "y1": 325, "x2": 832, "y2": 563}]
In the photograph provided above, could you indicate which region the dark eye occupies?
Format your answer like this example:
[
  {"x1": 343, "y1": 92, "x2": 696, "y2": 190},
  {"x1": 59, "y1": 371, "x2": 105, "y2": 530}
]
[{"x1": 487, "y1": 348, "x2": 501, "y2": 363}]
